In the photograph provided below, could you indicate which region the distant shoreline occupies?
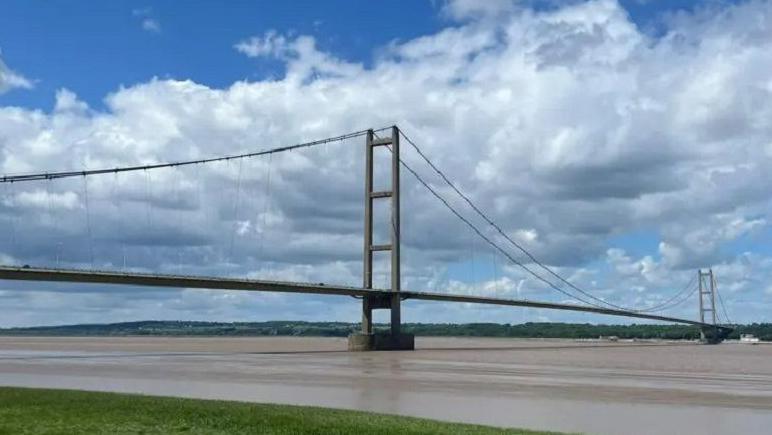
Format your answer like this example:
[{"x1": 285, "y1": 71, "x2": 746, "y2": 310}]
[{"x1": 0, "y1": 320, "x2": 768, "y2": 341}]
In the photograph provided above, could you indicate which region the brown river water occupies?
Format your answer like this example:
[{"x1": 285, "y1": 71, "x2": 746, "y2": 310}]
[{"x1": 0, "y1": 336, "x2": 770, "y2": 434}]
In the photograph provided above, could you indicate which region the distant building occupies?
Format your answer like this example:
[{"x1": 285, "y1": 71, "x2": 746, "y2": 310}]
[{"x1": 740, "y1": 334, "x2": 760, "y2": 344}]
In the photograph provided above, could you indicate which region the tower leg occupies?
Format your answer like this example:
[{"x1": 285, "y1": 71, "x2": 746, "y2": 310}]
[
  {"x1": 348, "y1": 127, "x2": 413, "y2": 351},
  {"x1": 362, "y1": 297, "x2": 372, "y2": 335}
]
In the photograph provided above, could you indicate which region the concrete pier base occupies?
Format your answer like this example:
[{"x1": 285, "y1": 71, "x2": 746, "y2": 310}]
[
  {"x1": 700, "y1": 326, "x2": 730, "y2": 344},
  {"x1": 347, "y1": 333, "x2": 415, "y2": 351}
]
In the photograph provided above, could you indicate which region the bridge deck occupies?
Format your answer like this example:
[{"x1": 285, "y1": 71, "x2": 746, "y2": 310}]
[{"x1": 0, "y1": 266, "x2": 729, "y2": 331}]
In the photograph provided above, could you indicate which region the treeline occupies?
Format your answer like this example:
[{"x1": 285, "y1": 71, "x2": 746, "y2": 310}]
[
  {"x1": 0, "y1": 321, "x2": 356, "y2": 338},
  {"x1": 1, "y1": 321, "x2": 770, "y2": 341}
]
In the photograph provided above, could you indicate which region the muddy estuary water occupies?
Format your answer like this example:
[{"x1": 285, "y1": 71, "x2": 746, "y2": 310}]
[{"x1": 0, "y1": 336, "x2": 769, "y2": 434}]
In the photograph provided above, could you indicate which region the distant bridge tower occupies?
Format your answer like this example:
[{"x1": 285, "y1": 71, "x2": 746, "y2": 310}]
[
  {"x1": 698, "y1": 269, "x2": 717, "y2": 327},
  {"x1": 698, "y1": 269, "x2": 723, "y2": 343},
  {"x1": 348, "y1": 126, "x2": 415, "y2": 351}
]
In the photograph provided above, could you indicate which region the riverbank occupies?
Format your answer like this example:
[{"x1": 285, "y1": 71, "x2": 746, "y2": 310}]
[
  {"x1": 2, "y1": 320, "x2": 768, "y2": 340},
  {"x1": 0, "y1": 387, "x2": 554, "y2": 434},
  {"x1": 1, "y1": 336, "x2": 770, "y2": 434}
]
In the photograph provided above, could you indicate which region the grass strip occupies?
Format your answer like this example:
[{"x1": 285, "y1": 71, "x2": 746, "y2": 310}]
[{"x1": 0, "y1": 387, "x2": 562, "y2": 434}]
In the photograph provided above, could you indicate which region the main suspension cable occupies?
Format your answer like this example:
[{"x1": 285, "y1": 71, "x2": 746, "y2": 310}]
[
  {"x1": 714, "y1": 276, "x2": 733, "y2": 325},
  {"x1": 1, "y1": 128, "x2": 388, "y2": 183},
  {"x1": 636, "y1": 274, "x2": 697, "y2": 313},
  {"x1": 387, "y1": 142, "x2": 602, "y2": 308},
  {"x1": 641, "y1": 278, "x2": 700, "y2": 314},
  {"x1": 397, "y1": 128, "x2": 647, "y2": 311}
]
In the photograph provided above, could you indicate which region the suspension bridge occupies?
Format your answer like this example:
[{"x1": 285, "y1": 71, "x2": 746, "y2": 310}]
[{"x1": 0, "y1": 126, "x2": 733, "y2": 349}]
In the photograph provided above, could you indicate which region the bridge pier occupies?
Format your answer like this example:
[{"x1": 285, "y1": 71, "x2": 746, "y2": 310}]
[
  {"x1": 349, "y1": 294, "x2": 414, "y2": 351},
  {"x1": 348, "y1": 126, "x2": 414, "y2": 351},
  {"x1": 699, "y1": 326, "x2": 731, "y2": 344},
  {"x1": 348, "y1": 331, "x2": 415, "y2": 351}
]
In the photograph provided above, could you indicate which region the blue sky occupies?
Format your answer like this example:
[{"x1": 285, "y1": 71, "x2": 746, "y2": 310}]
[
  {"x1": 1, "y1": 1, "x2": 442, "y2": 110},
  {"x1": 0, "y1": 0, "x2": 770, "y2": 326},
  {"x1": 0, "y1": 0, "x2": 731, "y2": 110}
]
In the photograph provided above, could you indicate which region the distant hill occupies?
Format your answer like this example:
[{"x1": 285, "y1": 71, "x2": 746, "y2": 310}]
[{"x1": 0, "y1": 321, "x2": 769, "y2": 340}]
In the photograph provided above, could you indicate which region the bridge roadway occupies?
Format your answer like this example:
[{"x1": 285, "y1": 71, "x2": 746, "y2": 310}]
[{"x1": 0, "y1": 266, "x2": 731, "y2": 332}]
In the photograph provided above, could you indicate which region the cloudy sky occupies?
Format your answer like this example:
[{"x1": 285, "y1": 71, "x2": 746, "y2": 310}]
[{"x1": 0, "y1": 0, "x2": 770, "y2": 327}]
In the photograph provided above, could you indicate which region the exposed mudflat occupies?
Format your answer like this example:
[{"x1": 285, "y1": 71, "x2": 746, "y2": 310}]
[{"x1": 0, "y1": 336, "x2": 770, "y2": 435}]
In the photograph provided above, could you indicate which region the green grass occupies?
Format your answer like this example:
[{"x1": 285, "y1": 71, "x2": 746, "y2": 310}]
[{"x1": 0, "y1": 387, "x2": 561, "y2": 435}]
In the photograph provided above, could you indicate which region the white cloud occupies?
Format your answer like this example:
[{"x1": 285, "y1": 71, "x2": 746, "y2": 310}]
[
  {"x1": 513, "y1": 229, "x2": 539, "y2": 243},
  {"x1": 234, "y1": 30, "x2": 290, "y2": 58},
  {"x1": 133, "y1": 7, "x2": 161, "y2": 34},
  {"x1": 658, "y1": 215, "x2": 766, "y2": 269},
  {"x1": 9, "y1": 189, "x2": 79, "y2": 210},
  {"x1": 1, "y1": 0, "x2": 772, "y2": 325},
  {"x1": 441, "y1": 0, "x2": 518, "y2": 21},
  {"x1": 142, "y1": 18, "x2": 161, "y2": 33},
  {"x1": 235, "y1": 31, "x2": 363, "y2": 81},
  {"x1": 0, "y1": 50, "x2": 32, "y2": 94}
]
